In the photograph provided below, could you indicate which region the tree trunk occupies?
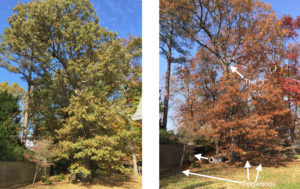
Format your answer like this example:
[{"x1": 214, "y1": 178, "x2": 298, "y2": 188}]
[
  {"x1": 289, "y1": 104, "x2": 296, "y2": 154},
  {"x1": 290, "y1": 122, "x2": 296, "y2": 154},
  {"x1": 131, "y1": 145, "x2": 138, "y2": 176},
  {"x1": 162, "y1": 57, "x2": 172, "y2": 131},
  {"x1": 84, "y1": 158, "x2": 91, "y2": 170},
  {"x1": 215, "y1": 138, "x2": 219, "y2": 155},
  {"x1": 290, "y1": 127, "x2": 295, "y2": 145},
  {"x1": 225, "y1": 66, "x2": 237, "y2": 159},
  {"x1": 33, "y1": 163, "x2": 39, "y2": 184},
  {"x1": 22, "y1": 84, "x2": 32, "y2": 144},
  {"x1": 179, "y1": 144, "x2": 187, "y2": 168},
  {"x1": 162, "y1": 23, "x2": 174, "y2": 131}
]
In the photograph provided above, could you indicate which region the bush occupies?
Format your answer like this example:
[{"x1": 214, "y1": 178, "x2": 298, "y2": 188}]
[
  {"x1": 41, "y1": 174, "x2": 49, "y2": 182},
  {"x1": 44, "y1": 180, "x2": 52, "y2": 185},
  {"x1": 159, "y1": 129, "x2": 178, "y2": 144},
  {"x1": 68, "y1": 163, "x2": 91, "y2": 182},
  {"x1": 54, "y1": 174, "x2": 65, "y2": 182},
  {"x1": 54, "y1": 176, "x2": 61, "y2": 182},
  {"x1": 68, "y1": 173, "x2": 73, "y2": 181}
]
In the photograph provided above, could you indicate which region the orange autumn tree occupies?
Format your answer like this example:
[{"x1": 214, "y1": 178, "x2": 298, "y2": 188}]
[
  {"x1": 172, "y1": 49, "x2": 220, "y2": 148},
  {"x1": 168, "y1": 0, "x2": 299, "y2": 161},
  {"x1": 277, "y1": 15, "x2": 300, "y2": 149},
  {"x1": 165, "y1": 0, "x2": 280, "y2": 73},
  {"x1": 175, "y1": 60, "x2": 293, "y2": 161}
]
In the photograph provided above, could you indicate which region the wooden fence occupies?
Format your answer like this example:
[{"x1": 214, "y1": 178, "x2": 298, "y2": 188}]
[
  {"x1": 160, "y1": 144, "x2": 190, "y2": 173},
  {"x1": 0, "y1": 161, "x2": 49, "y2": 188}
]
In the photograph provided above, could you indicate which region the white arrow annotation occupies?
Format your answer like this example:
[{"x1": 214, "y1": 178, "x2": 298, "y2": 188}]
[
  {"x1": 194, "y1": 154, "x2": 209, "y2": 160},
  {"x1": 244, "y1": 161, "x2": 251, "y2": 181},
  {"x1": 230, "y1": 66, "x2": 244, "y2": 79},
  {"x1": 182, "y1": 170, "x2": 243, "y2": 184},
  {"x1": 255, "y1": 164, "x2": 262, "y2": 183},
  {"x1": 230, "y1": 66, "x2": 257, "y2": 84}
]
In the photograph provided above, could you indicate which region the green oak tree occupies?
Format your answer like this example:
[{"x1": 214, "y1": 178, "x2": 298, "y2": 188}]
[
  {"x1": 0, "y1": 0, "x2": 142, "y2": 177},
  {"x1": 0, "y1": 82, "x2": 25, "y2": 161}
]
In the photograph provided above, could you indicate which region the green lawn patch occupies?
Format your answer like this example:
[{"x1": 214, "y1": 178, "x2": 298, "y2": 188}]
[{"x1": 160, "y1": 160, "x2": 300, "y2": 189}]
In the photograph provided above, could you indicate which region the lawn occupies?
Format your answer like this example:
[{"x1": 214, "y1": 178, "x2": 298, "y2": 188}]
[
  {"x1": 160, "y1": 156, "x2": 300, "y2": 189},
  {"x1": 22, "y1": 175, "x2": 142, "y2": 189}
]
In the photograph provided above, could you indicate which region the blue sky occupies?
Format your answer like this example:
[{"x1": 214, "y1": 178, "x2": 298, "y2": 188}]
[
  {"x1": 0, "y1": 0, "x2": 141, "y2": 90},
  {"x1": 159, "y1": 0, "x2": 300, "y2": 130}
]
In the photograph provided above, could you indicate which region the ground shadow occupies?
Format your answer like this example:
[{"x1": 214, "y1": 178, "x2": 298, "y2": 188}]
[
  {"x1": 80, "y1": 173, "x2": 132, "y2": 188},
  {"x1": 160, "y1": 162, "x2": 230, "y2": 188},
  {"x1": 160, "y1": 163, "x2": 190, "y2": 177},
  {"x1": 182, "y1": 181, "x2": 215, "y2": 189},
  {"x1": 233, "y1": 156, "x2": 297, "y2": 168}
]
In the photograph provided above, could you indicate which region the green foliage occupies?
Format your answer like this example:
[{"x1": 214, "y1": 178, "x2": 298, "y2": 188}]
[
  {"x1": 0, "y1": 0, "x2": 142, "y2": 177},
  {"x1": 54, "y1": 174, "x2": 65, "y2": 182},
  {"x1": 41, "y1": 174, "x2": 50, "y2": 182},
  {"x1": 160, "y1": 129, "x2": 179, "y2": 144},
  {"x1": 0, "y1": 82, "x2": 24, "y2": 98},
  {"x1": 44, "y1": 180, "x2": 52, "y2": 185},
  {"x1": 68, "y1": 163, "x2": 91, "y2": 181},
  {"x1": 68, "y1": 174, "x2": 72, "y2": 180},
  {"x1": 61, "y1": 174, "x2": 65, "y2": 179},
  {"x1": 0, "y1": 90, "x2": 25, "y2": 161}
]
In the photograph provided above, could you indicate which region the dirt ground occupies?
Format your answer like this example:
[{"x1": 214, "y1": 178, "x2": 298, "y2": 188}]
[{"x1": 21, "y1": 175, "x2": 142, "y2": 189}]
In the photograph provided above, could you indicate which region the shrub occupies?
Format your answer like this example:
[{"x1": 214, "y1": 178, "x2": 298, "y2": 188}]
[
  {"x1": 44, "y1": 180, "x2": 52, "y2": 185},
  {"x1": 159, "y1": 129, "x2": 178, "y2": 144},
  {"x1": 54, "y1": 173, "x2": 65, "y2": 182},
  {"x1": 41, "y1": 174, "x2": 49, "y2": 182},
  {"x1": 68, "y1": 163, "x2": 91, "y2": 182},
  {"x1": 67, "y1": 173, "x2": 71, "y2": 179},
  {"x1": 54, "y1": 176, "x2": 61, "y2": 182}
]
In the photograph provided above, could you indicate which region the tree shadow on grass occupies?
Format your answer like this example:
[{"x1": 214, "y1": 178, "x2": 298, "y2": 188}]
[
  {"x1": 160, "y1": 173, "x2": 182, "y2": 188},
  {"x1": 85, "y1": 172, "x2": 132, "y2": 187},
  {"x1": 160, "y1": 164, "x2": 225, "y2": 188},
  {"x1": 233, "y1": 156, "x2": 296, "y2": 168},
  {"x1": 182, "y1": 181, "x2": 215, "y2": 189}
]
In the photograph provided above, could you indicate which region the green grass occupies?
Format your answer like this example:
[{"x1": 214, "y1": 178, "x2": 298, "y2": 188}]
[{"x1": 160, "y1": 159, "x2": 300, "y2": 189}]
